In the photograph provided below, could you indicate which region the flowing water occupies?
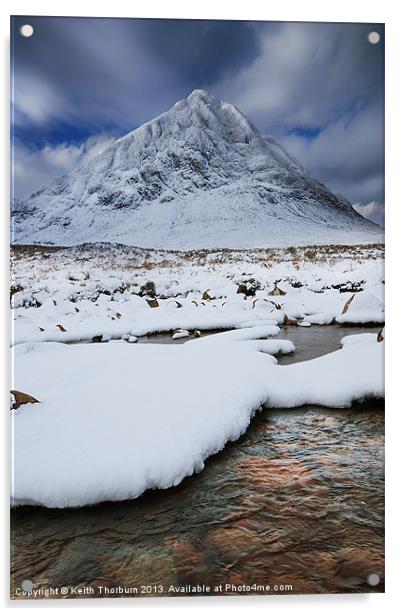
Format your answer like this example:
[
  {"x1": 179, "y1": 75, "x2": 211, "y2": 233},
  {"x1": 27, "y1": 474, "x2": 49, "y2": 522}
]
[{"x1": 10, "y1": 325, "x2": 384, "y2": 598}]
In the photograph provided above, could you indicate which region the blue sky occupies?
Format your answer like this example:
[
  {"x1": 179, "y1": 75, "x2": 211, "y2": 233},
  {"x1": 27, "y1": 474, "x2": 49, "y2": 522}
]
[{"x1": 11, "y1": 17, "x2": 384, "y2": 224}]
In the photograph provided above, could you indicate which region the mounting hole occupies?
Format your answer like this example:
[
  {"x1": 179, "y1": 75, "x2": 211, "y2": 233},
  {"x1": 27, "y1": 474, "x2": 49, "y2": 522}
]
[
  {"x1": 21, "y1": 579, "x2": 33, "y2": 592},
  {"x1": 368, "y1": 31, "x2": 380, "y2": 45},
  {"x1": 19, "y1": 24, "x2": 34, "y2": 38},
  {"x1": 367, "y1": 573, "x2": 380, "y2": 586}
]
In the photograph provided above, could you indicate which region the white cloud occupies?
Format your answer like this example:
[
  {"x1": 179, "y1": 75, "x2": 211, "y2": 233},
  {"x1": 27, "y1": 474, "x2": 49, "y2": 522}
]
[
  {"x1": 12, "y1": 134, "x2": 116, "y2": 199},
  {"x1": 12, "y1": 73, "x2": 72, "y2": 126},
  {"x1": 353, "y1": 202, "x2": 384, "y2": 226}
]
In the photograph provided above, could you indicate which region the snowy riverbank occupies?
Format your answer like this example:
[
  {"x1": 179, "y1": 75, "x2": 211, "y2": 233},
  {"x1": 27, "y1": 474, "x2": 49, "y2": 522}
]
[
  {"x1": 10, "y1": 243, "x2": 384, "y2": 508},
  {"x1": 11, "y1": 243, "x2": 384, "y2": 345},
  {"x1": 11, "y1": 328, "x2": 383, "y2": 508}
]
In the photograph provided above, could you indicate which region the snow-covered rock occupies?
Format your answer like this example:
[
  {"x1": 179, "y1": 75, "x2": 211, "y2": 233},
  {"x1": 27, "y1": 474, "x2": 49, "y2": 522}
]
[
  {"x1": 172, "y1": 329, "x2": 190, "y2": 340},
  {"x1": 336, "y1": 287, "x2": 384, "y2": 324},
  {"x1": 306, "y1": 313, "x2": 335, "y2": 325},
  {"x1": 341, "y1": 333, "x2": 380, "y2": 347},
  {"x1": 12, "y1": 90, "x2": 382, "y2": 249}
]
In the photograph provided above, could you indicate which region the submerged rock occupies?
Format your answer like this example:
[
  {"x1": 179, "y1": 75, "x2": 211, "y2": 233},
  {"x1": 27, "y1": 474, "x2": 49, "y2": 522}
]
[{"x1": 283, "y1": 314, "x2": 298, "y2": 326}]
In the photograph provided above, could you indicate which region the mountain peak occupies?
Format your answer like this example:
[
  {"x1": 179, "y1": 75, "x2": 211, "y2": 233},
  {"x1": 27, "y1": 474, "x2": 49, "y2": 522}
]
[
  {"x1": 12, "y1": 91, "x2": 381, "y2": 248},
  {"x1": 184, "y1": 89, "x2": 230, "y2": 112},
  {"x1": 186, "y1": 88, "x2": 216, "y2": 102},
  {"x1": 168, "y1": 88, "x2": 259, "y2": 146},
  {"x1": 173, "y1": 88, "x2": 223, "y2": 117}
]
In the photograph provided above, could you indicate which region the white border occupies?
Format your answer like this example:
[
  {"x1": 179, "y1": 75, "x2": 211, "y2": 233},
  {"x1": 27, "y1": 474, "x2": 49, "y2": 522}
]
[
  {"x1": 1, "y1": 0, "x2": 392, "y2": 23},
  {"x1": 2, "y1": 1, "x2": 400, "y2": 613}
]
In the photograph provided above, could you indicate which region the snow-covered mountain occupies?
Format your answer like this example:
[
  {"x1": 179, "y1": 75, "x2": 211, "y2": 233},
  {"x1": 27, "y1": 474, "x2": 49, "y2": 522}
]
[{"x1": 12, "y1": 89, "x2": 382, "y2": 248}]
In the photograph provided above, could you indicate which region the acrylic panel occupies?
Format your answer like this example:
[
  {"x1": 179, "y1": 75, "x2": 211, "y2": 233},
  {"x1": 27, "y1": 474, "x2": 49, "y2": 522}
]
[{"x1": 10, "y1": 16, "x2": 384, "y2": 600}]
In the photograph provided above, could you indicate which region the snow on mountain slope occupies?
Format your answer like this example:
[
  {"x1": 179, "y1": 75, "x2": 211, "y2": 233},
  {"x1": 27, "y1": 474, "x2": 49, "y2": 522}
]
[{"x1": 12, "y1": 89, "x2": 382, "y2": 248}]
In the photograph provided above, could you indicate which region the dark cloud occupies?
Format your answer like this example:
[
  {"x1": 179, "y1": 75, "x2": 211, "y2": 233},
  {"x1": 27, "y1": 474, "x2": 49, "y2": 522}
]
[
  {"x1": 11, "y1": 17, "x2": 384, "y2": 224},
  {"x1": 216, "y1": 22, "x2": 384, "y2": 130},
  {"x1": 11, "y1": 17, "x2": 258, "y2": 138},
  {"x1": 278, "y1": 100, "x2": 384, "y2": 211}
]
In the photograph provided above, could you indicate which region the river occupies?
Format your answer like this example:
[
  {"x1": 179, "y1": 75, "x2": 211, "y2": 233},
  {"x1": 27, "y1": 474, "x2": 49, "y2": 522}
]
[{"x1": 10, "y1": 325, "x2": 384, "y2": 598}]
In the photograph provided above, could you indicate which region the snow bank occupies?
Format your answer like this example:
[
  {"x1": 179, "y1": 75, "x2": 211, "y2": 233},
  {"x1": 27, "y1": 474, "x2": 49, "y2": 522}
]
[
  {"x1": 237, "y1": 319, "x2": 278, "y2": 328},
  {"x1": 186, "y1": 325, "x2": 293, "y2": 355},
  {"x1": 228, "y1": 339, "x2": 295, "y2": 356},
  {"x1": 11, "y1": 297, "x2": 280, "y2": 345},
  {"x1": 341, "y1": 333, "x2": 379, "y2": 347},
  {"x1": 186, "y1": 325, "x2": 280, "y2": 345},
  {"x1": 11, "y1": 334, "x2": 384, "y2": 508}
]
